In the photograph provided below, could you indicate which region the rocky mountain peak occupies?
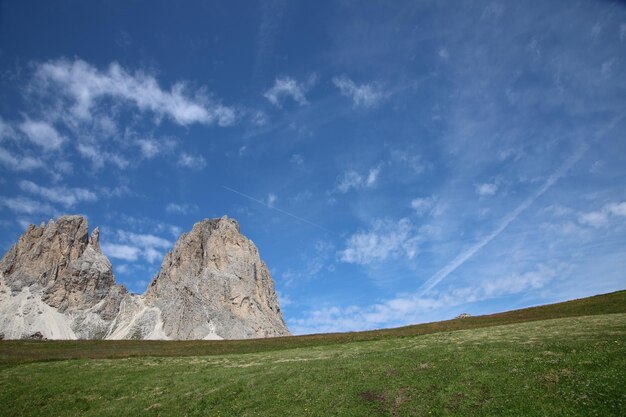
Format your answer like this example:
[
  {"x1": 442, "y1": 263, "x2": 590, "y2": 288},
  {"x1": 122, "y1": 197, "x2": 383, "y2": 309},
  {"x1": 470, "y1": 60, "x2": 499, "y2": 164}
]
[
  {"x1": 0, "y1": 214, "x2": 289, "y2": 340},
  {"x1": 0, "y1": 215, "x2": 127, "y2": 339},
  {"x1": 144, "y1": 215, "x2": 288, "y2": 339},
  {"x1": 1, "y1": 215, "x2": 90, "y2": 291}
]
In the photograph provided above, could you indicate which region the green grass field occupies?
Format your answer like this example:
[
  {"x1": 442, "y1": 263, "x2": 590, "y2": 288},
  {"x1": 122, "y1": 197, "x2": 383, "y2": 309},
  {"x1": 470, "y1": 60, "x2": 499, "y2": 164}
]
[{"x1": 0, "y1": 291, "x2": 625, "y2": 416}]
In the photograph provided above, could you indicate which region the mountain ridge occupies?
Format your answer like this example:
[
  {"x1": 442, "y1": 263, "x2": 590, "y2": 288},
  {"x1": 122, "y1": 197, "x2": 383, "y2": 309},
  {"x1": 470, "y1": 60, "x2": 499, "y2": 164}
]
[{"x1": 0, "y1": 215, "x2": 289, "y2": 340}]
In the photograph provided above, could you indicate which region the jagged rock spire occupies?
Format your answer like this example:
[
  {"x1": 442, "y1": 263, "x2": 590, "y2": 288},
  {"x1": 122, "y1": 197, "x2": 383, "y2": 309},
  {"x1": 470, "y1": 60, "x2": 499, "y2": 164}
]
[{"x1": 89, "y1": 227, "x2": 100, "y2": 251}]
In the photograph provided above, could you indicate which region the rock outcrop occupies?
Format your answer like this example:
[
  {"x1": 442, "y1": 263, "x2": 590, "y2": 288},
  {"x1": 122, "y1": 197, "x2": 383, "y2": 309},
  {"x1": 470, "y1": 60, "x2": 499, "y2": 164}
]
[{"x1": 0, "y1": 215, "x2": 289, "y2": 340}]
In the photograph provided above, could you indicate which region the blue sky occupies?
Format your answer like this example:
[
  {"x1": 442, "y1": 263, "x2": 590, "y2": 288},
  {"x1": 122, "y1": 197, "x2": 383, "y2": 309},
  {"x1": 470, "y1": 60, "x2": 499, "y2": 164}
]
[{"x1": 1, "y1": 0, "x2": 625, "y2": 334}]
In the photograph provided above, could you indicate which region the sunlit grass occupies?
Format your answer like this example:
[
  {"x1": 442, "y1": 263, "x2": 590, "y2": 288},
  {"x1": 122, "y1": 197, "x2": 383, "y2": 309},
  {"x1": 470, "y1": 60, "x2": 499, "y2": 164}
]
[{"x1": 0, "y1": 290, "x2": 624, "y2": 416}]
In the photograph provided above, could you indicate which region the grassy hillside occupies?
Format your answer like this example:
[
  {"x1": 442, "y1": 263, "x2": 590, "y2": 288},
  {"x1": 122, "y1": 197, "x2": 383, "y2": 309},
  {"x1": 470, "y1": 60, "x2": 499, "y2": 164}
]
[
  {"x1": 1, "y1": 290, "x2": 625, "y2": 365},
  {"x1": 0, "y1": 313, "x2": 624, "y2": 416},
  {"x1": 0, "y1": 291, "x2": 624, "y2": 416}
]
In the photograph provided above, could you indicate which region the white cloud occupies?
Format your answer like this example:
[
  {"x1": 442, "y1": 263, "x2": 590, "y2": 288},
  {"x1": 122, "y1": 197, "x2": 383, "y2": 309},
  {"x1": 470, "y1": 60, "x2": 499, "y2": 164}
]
[
  {"x1": 0, "y1": 196, "x2": 56, "y2": 215},
  {"x1": 476, "y1": 183, "x2": 498, "y2": 196},
  {"x1": 165, "y1": 203, "x2": 198, "y2": 215},
  {"x1": 290, "y1": 154, "x2": 304, "y2": 165},
  {"x1": 0, "y1": 147, "x2": 43, "y2": 171},
  {"x1": 336, "y1": 172, "x2": 362, "y2": 193},
  {"x1": 54, "y1": 160, "x2": 73, "y2": 175},
  {"x1": 339, "y1": 218, "x2": 419, "y2": 265},
  {"x1": 177, "y1": 152, "x2": 206, "y2": 170},
  {"x1": 263, "y1": 76, "x2": 314, "y2": 107},
  {"x1": 114, "y1": 264, "x2": 131, "y2": 275},
  {"x1": 34, "y1": 59, "x2": 235, "y2": 127},
  {"x1": 266, "y1": 193, "x2": 277, "y2": 207},
  {"x1": 77, "y1": 143, "x2": 129, "y2": 170},
  {"x1": 135, "y1": 137, "x2": 177, "y2": 159},
  {"x1": 136, "y1": 139, "x2": 161, "y2": 158},
  {"x1": 142, "y1": 247, "x2": 161, "y2": 263},
  {"x1": 101, "y1": 244, "x2": 141, "y2": 262},
  {"x1": 281, "y1": 240, "x2": 335, "y2": 286},
  {"x1": 289, "y1": 264, "x2": 557, "y2": 334},
  {"x1": 19, "y1": 180, "x2": 97, "y2": 208},
  {"x1": 418, "y1": 137, "x2": 601, "y2": 297},
  {"x1": 291, "y1": 190, "x2": 312, "y2": 203},
  {"x1": 19, "y1": 120, "x2": 66, "y2": 151},
  {"x1": 118, "y1": 231, "x2": 171, "y2": 249},
  {"x1": 366, "y1": 166, "x2": 380, "y2": 186},
  {"x1": 577, "y1": 210, "x2": 608, "y2": 228},
  {"x1": 332, "y1": 76, "x2": 385, "y2": 108},
  {"x1": 251, "y1": 110, "x2": 268, "y2": 126},
  {"x1": 544, "y1": 204, "x2": 573, "y2": 217},
  {"x1": 578, "y1": 201, "x2": 626, "y2": 228},
  {"x1": 607, "y1": 202, "x2": 626, "y2": 217},
  {"x1": 0, "y1": 117, "x2": 16, "y2": 140},
  {"x1": 102, "y1": 230, "x2": 172, "y2": 264},
  {"x1": 335, "y1": 166, "x2": 381, "y2": 193},
  {"x1": 411, "y1": 197, "x2": 435, "y2": 216},
  {"x1": 2, "y1": 59, "x2": 237, "y2": 173},
  {"x1": 480, "y1": 266, "x2": 555, "y2": 297},
  {"x1": 390, "y1": 149, "x2": 426, "y2": 175},
  {"x1": 99, "y1": 184, "x2": 131, "y2": 198},
  {"x1": 167, "y1": 225, "x2": 182, "y2": 238}
]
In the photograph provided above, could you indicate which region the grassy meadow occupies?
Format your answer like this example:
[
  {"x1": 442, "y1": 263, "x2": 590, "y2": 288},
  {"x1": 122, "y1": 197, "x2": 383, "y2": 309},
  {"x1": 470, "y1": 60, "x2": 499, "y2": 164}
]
[{"x1": 0, "y1": 291, "x2": 624, "y2": 416}]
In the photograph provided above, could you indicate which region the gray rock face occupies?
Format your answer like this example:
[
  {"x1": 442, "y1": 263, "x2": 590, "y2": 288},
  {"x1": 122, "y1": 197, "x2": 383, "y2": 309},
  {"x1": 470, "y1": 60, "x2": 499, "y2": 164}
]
[
  {"x1": 144, "y1": 217, "x2": 288, "y2": 339},
  {"x1": 0, "y1": 215, "x2": 289, "y2": 340}
]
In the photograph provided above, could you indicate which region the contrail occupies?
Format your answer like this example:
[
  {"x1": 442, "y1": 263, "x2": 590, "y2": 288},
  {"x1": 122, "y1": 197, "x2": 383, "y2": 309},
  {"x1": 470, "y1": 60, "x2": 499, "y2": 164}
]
[
  {"x1": 417, "y1": 114, "x2": 625, "y2": 296},
  {"x1": 222, "y1": 185, "x2": 331, "y2": 233}
]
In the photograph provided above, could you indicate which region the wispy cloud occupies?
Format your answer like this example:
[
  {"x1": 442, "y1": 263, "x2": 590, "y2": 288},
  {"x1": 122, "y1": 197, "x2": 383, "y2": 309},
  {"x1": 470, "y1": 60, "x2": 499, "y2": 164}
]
[
  {"x1": 100, "y1": 243, "x2": 141, "y2": 262},
  {"x1": 281, "y1": 240, "x2": 335, "y2": 289},
  {"x1": 266, "y1": 193, "x2": 277, "y2": 207},
  {"x1": 410, "y1": 197, "x2": 435, "y2": 216},
  {"x1": 177, "y1": 152, "x2": 206, "y2": 170},
  {"x1": 0, "y1": 148, "x2": 43, "y2": 171},
  {"x1": 263, "y1": 76, "x2": 316, "y2": 107},
  {"x1": 290, "y1": 154, "x2": 304, "y2": 165},
  {"x1": 0, "y1": 196, "x2": 57, "y2": 216},
  {"x1": 99, "y1": 184, "x2": 131, "y2": 199},
  {"x1": 335, "y1": 166, "x2": 381, "y2": 193},
  {"x1": 19, "y1": 180, "x2": 97, "y2": 208},
  {"x1": 290, "y1": 264, "x2": 558, "y2": 334},
  {"x1": 136, "y1": 138, "x2": 176, "y2": 159},
  {"x1": 33, "y1": 58, "x2": 236, "y2": 127},
  {"x1": 102, "y1": 230, "x2": 172, "y2": 263},
  {"x1": 137, "y1": 139, "x2": 161, "y2": 159},
  {"x1": 77, "y1": 143, "x2": 129, "y2": 170},
  {"x1": 332, "y1": 75, "x2": 385, "y2": 108},
  {"x1": 417, "y1": 113, "x2": 625, "y2": 296},
  {"x1": 0, "y1": 58, "x2": 241, "y2": 176},
  {"x1": 19, "y1": 120, "x2": 66, "y2": 151},
  {"x1": 578, "y1": 201, "x2": 626, "y2": 227},
  {"x1": 475, "y1": 183, "x2": 498, "y2": 196},
  {"x1": 339, "y1": 218, "x2": 419, "y2": 265},
  {"x1": 0, "y1": 117, "x2": 16, "y2": 140},
  {"x1": 254, "y1": 0, "x2": 287, "y2": 78},
  {"x1": 165, "y1": 203, "x2": 199, "y2": 215}
]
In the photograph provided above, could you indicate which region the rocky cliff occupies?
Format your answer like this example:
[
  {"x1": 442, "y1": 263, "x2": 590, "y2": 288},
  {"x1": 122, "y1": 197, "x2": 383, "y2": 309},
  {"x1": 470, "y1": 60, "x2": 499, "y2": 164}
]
[{"x1": 0, "y1": 215, "x2": 289, "y2": 340}]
